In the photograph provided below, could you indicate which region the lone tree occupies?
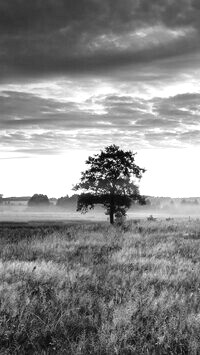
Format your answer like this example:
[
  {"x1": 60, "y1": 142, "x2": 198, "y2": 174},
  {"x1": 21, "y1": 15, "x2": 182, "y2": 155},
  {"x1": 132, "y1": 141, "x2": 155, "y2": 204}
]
[{"x1": 73, "y1": 145, "x2": 146, "y2": 224}]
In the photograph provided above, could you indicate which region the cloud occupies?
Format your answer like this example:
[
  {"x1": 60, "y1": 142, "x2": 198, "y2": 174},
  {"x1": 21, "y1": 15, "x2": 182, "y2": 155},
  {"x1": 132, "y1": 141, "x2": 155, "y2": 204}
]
[
  {"x1": 1, "y1": 0, "x2": 200, "y2": 79},
  {"x1": 180, "y1": 130, "x2": 200, "y2": 144},
  {"x1": 0, "y1": 0, "x2": 198, "y2": 35},
  {"x1": 152, "y1": 93, "x2": 200, "y2": 125},
  {"x1": 0, "y1": 91, "x2": 97, "y2": 129},
  {"x1": 1, "y1": 89, "x2": 200, "y2": 156}
]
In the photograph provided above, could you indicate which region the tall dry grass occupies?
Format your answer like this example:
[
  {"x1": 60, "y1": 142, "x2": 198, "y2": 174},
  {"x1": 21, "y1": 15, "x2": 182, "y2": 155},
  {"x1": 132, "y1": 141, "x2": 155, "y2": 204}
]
[{"x1": 0, "y1": 219, "x2": 200, "y2": 354}]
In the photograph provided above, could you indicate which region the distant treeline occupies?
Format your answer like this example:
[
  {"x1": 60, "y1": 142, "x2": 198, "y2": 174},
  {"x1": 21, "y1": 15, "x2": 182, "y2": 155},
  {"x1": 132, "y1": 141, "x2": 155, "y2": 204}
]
[
  {"x1": 27, "y1": 194, "x2": 79, "y2": 207},
  {"x1": 1, "y1": 194, "x2": 200, "y2": 209},
  {"x1": 0, "y1": 194, "x2": 79, "y2": 207},
  {"x1": 2, "y1": 196, "x2": 31, "y2": 202}
]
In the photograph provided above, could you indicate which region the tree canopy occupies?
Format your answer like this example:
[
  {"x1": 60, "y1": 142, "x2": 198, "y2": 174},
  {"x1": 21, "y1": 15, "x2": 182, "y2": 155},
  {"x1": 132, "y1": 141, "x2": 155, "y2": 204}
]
[
  {"x1": 73, "y1": 145, "x2": 146, "y2": 224},
  {"x1": 28, "y1": 194, "x2": 50, "y2": 207}
]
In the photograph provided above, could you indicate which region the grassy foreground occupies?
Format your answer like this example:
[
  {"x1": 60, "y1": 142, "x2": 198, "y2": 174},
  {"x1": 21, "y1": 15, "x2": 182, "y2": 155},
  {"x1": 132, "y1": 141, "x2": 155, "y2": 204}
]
[{"x1": 1, "y1": 219, "x2": 200, "y2": 354}]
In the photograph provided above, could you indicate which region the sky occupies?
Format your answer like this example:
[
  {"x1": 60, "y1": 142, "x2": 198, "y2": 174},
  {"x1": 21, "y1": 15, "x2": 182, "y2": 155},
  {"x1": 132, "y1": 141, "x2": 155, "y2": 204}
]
[{"x1": 1, "y1": 0, "x2": 200, "y2": 198}]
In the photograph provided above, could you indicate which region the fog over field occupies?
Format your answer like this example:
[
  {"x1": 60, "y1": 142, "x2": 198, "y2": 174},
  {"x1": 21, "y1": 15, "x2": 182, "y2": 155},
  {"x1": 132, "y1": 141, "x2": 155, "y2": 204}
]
[{"x1": 1, "y1": 201, "x2": 200, "y2": 222}]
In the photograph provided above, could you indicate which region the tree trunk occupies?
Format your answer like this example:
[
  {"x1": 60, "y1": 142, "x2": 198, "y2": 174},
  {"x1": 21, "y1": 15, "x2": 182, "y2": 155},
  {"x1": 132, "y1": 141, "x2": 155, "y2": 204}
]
[
  {"x1": 110, "y1": 209, "x2": 114, "y2": 224},
  {"x1": 110, "y1": 194, "x2": 114, "y2": 224}
]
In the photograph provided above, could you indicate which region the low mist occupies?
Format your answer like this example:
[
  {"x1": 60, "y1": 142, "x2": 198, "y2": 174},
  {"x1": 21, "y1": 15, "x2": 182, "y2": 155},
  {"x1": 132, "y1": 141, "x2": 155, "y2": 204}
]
[{"x1": 1, "y1": 197, "x2": 200, "y2": 222}]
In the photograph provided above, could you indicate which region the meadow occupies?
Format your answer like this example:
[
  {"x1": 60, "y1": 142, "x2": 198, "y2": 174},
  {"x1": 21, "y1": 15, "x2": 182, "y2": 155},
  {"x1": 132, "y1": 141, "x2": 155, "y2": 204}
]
[{"x1": 1, "y1": 218, "x2": 200, "y2": 354}]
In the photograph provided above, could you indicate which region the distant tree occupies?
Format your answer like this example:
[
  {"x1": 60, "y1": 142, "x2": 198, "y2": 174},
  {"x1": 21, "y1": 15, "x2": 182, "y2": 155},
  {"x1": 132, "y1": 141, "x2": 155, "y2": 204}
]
[
  {"x1": 193, "y1": 199, "x2": 199, "y2": 205},
  {"x1": 28, "y1": 194, "x2": 50, "y2": 207},
  {"x1": 0, "y1": 194, "x2": 3, "y2": 204},
  {"x1": 73, "y1": 145, "x2": 146, "y2": 224},
  {"x1": 57, "y1": 195, "x2": 78, "y2": 208},
  {"x1": 69, "y1": 194, "x2": 79, "y2": 203},
  {"x1": 144, "y1": 198, "x2": 151, "y2": 206},
  {"x1": 56, "y1": 195, "x2": 70, "y2": 207}
]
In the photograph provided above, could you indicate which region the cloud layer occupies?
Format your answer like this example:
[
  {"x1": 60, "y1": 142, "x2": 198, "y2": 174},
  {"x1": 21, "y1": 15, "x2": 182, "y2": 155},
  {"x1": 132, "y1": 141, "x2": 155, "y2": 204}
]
[
  {"x1": 1, "y1": 89, "x2": 200, "y2": 156},
  {"x1": 1, "y1": 0, "x2": 200, "y2": 157},
  {"x1": 1, "y1": 0, "x2": 200, "y2": 79}
]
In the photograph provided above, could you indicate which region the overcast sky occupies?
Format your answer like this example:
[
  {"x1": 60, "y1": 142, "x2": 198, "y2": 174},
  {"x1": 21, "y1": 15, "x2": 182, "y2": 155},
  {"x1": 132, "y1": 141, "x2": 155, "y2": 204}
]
[{"x1": 1, "y1": 0, "x2": 200, "y2": 197}]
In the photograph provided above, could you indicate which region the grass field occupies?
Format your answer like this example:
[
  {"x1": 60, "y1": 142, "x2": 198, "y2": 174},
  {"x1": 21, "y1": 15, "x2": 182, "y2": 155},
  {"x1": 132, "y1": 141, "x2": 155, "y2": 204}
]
[{"x1": 1, "y1": 218, "x2": 200, "y2": 354}]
